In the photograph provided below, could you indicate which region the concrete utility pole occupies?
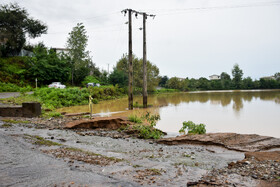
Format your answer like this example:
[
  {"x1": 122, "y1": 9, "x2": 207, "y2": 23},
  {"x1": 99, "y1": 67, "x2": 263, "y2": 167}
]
[
  {"x1": 122, "y1": 9, "x2": 134, "y2": 110},
  {"x1": 142, "y1": 13, "x2": 147, "y2": 108},
  {"x1": 122, "y1": 9, "x2": 155, "y2": 110},
  {"x1": 140, "y1": 12, "x2": 155, "y2": 108},
  {"x1": 128, "y1": 9, "x2": 133, "y2": 110}
]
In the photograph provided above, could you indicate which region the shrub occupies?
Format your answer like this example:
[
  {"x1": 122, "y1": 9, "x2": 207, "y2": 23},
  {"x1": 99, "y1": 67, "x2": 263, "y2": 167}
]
[
  {"x1": 129, "y1": 112, "x2": 164, "y2": 139},
  {"x1": 179, "y1": 121, "x2": 206, "y2": 135},
  {"x1": 133, "y1": 125, "x2": 164, "y2": 139},
  {"x1": 0, "y1": 82, "x2": 33, "y2": 92},
  {"x1": 128, "y1": 115, "x2": 143, "y2": 124}
]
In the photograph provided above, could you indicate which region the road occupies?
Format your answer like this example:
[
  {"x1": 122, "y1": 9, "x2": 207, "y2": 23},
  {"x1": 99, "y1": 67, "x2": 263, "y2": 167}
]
[{"x1": 0, "y1": 92, "x2": 33, "y2": 99}]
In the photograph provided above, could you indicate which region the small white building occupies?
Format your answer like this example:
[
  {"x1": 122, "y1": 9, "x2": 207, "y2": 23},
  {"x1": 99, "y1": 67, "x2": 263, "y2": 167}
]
[
  {"x1": 209, "y1": 74, "x2": 220, "y2": 80},
  {"x1": 260, "y1": 76, "x2": 276, "y2": 80}
]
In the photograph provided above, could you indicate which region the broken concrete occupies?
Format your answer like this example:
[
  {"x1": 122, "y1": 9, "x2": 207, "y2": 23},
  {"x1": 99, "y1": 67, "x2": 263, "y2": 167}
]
[
  {"x1": 65, "y1": 117, "x2": 133, "y2": 130},
  {"x1": 245, "y1": 151, "x2": 280, "y2": 161},
  {"x1": 0, "y1": 102, "x2": 41, "y2": 117},
  {"x1": 157, "y1": 133, "x2": 280, "y2": 152}
]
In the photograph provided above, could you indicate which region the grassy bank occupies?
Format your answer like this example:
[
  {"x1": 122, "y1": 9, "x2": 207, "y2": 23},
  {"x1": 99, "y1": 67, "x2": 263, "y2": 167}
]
[{"x1": 1, "y1": 86, "x2": 126, "y2": 110}]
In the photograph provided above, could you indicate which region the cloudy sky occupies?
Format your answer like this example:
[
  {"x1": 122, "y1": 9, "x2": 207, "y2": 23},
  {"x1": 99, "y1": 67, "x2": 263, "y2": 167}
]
[{"x1": 3, "y1": 0, "x2": 280, "y2": 79}]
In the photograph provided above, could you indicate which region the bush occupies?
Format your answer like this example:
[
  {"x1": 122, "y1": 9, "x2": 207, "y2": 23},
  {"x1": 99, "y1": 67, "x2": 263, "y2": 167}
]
[
  {"x1": 133, "y1": 124, "x2": 164, "y2": 139},
  {"x1": 32, "y1": 85, "x2": 125, "y2": 109},
  {"x1": 128, "y1": 115, "x2": 143, "y2": 124},
  {"x1": 129, "y1": 112, "x2": 164, "y2": 139},
  {"x1": 0, "y1": 82, "x2": 33, "y2": 92},
  {"x1": 179, "y1": 121, "x2": 206, "y2": 135}
]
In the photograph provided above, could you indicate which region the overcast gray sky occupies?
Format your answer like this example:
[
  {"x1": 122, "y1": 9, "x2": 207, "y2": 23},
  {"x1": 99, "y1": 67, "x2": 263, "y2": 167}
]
[{"x1": 3, "y1": 0, "x2": 280, "y2": 79}]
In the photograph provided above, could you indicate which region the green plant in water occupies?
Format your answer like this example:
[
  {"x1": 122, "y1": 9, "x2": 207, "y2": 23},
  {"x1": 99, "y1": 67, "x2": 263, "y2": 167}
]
[
  {"x1": 143, "y1": 112, "x2": 160, "y2": 127},
  {"x1": 179, "y1": 121, "x2": 206, "y2": 135}
]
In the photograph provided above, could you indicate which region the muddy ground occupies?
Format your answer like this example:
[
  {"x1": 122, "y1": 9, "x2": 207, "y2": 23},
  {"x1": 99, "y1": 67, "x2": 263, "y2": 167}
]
[{"x1": 0, "y1": 117, "x2": 280, "y2": 187}]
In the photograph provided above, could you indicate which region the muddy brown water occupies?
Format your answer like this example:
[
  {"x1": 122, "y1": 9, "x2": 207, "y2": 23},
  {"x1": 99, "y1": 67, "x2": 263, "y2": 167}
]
[{"x1": 58, "y1": 90, "x2": 280, "y2": 138}]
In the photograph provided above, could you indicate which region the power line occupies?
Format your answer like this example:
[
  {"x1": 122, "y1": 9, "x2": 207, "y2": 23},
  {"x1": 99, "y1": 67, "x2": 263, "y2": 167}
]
[{"x1": 145, "y1": 1, "x2": 280, "y2": 16}]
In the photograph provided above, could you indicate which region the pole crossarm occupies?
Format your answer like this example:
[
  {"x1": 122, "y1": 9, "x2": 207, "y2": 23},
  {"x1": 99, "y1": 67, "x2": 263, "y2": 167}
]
[{"x1": 121, "y1": 9, "x2": 156, "y2": 19}]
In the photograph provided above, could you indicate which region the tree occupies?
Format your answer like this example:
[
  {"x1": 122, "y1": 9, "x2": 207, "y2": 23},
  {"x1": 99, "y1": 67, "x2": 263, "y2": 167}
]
[
  {"x1": 232, "y1": 64, "x2": 243, "y2": 89},
  {"x1": 220, "y1": 72, "x2": 231, "y2": 80},
  {"x1": 242, "y1": 77, "x2": 254, "y2": 89},
  {"x1": 27, "y1": 45, "x2": 70, "y2": 85},
  {"x1": 197, "y1": 77, "x2": 210, "y2": 90},
  {"x1": 159, "y1": 76, "x2": 169, "y2": 87},
  {"x1": 166, "y1": 77, "x2": 186, "y2": 90},
  {"x1": 66, "y1": 23, "x2": 92, "y2": 85},
  {"x1": 0, "y1": 3, "x2": 47, "y2": 56},
  {"x1": 109, "y1": 68, "x2": 128, "y2": 87},
  {"x1": 220, "y1": 72, "x2": 232, "y2": 89},
  {"x1": 116, "y1": 54, "x2": 160, "y2": 91}
]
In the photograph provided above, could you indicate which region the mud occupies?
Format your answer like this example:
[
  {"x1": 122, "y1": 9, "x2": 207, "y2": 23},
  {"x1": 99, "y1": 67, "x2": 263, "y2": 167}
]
[
  {"x1": 1, "y1": 117, "x2": 280, "y2": 186},
  {"x1": 65, "y1": 117, "x2": 133, "y2": 130}
]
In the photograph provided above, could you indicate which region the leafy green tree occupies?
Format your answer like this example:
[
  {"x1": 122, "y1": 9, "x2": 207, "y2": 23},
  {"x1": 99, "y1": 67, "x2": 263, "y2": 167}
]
[
  {"x1": 197, "y1": 77, "x2": 210, "y2": 90},
  {"x1": 259, "y1": 78, "x2": 279, "y2": 89},
  {"x1": 166, "y1": 77, "x2": 188, "y2": 90},
  {"x1": 275, "y1": 72, "x2": 280, "y2": 81},
  {"x1": 188, "y1": 78, "x2": 199, "y2": 90},
  {"x1": 116, "y1": 54, "x2": 160, "y2": 91},
  {"x1": 242, "y1": 77, "x2": 254, "y2": 89},
  {"x1": 220, "y1": 72, "x2": 232, "y2": 89},
  {"x1": 109, "y1": 68, "x2": 128, "y2": 87},
  {"x1": 210, "y1": 80, "x2": 222, "y2": 90},
  {"x1": 0, "y1": 3, "x2": 47, "y2": 56},
  {"x1": 220, "y1": 72, "x2": 231, "y2": 80},
  {"x1": 159, "y1": 75, "x2": 169, "y2": 87},
  {"x1": 232, "y1": 64, "x2": 243, "y2": 89},
  {"x1": 27, "y1": 46, "x2": 70, "y2": 85},
  {"x1": 66, "y1": 23, "x2": 92, "y2": 85},
  {"x1": 166, "y1": 77, "x2": 182, "y2": 90}
]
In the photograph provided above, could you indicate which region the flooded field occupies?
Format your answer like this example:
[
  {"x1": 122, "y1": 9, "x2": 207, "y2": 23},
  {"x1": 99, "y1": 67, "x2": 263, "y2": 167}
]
[{"x1": 58, "y1": 90, "x2": 280, "y2": 138}]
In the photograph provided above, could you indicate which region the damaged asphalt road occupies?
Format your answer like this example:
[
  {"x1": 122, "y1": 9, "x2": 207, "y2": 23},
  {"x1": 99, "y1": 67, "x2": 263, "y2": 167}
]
[{"x1": 0, "y1": 118, "x2": 279, "y2": 186}]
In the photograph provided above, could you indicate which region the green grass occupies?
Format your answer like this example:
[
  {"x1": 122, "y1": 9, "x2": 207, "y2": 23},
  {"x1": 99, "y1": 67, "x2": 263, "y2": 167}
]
[
  {"x1": 41, "y1": 111, "x2": 62, "y2": 118},
  {"x1": 2, "y1": 119, "x2": 29, "y2": 124},
  {"x1": 133, "y1": 164, "x2": 142, "y2": 168},
  {"x1": 128, "y1": 115, "x2": 143, "y2": 124},
  {"x1": 24, "y1": 134, "x2": 62, "y2": 146},
  {"x1": 146, "y1": 168, "x2": 162, "y2": 175},
  {"x1": 1, "y1": 123, "x2": 12, "y2": 128},
  {"x1": 65, "y1": 147, "x2": 124, "y2": 162}
]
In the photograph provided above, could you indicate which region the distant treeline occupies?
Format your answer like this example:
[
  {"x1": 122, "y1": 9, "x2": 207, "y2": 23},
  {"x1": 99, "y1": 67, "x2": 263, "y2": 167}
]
[{"x1": 159, "y1": 64, "x2": 280, "y2": 91}]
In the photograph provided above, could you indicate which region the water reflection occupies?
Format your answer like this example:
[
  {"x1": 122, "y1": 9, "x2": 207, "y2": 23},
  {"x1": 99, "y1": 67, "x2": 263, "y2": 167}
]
[
  {"x1": 58, "y1": 90, "x2": 280, "y2": 114},
  {"x1": 58, "y1": 90, "x2": 280, "y2": 138}
]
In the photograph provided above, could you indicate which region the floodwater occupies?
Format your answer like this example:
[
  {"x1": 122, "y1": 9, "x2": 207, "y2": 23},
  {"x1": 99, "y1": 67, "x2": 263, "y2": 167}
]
[{"x1": 58, "y1": 90, "x2": 280, "y2": 138}]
